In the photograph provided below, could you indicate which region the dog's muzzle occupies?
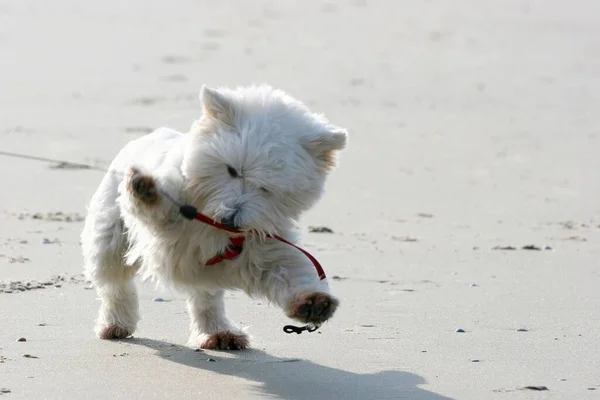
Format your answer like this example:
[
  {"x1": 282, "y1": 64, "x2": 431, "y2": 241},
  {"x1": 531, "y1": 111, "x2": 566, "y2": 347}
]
[{"x1": 220, "y1": 214, "x2": 239, "y2": 230}]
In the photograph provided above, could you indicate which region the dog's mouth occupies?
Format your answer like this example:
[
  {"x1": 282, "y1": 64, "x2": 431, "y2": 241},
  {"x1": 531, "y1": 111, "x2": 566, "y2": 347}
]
[
  {"x1": 212, "y1": 208, "x2": 281, "y2": 238},
  {"x1": 217, "y1": 218, "x2": 274, "y2": 239},
  {"x1": 219, "y1": 215, "x2": 239, "y2": 230}
]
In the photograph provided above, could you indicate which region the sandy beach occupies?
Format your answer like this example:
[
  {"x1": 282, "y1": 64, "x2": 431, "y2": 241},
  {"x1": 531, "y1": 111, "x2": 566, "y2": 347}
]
[{"x1": 1, "y1": 0, "x2": 599, "y2": 398}]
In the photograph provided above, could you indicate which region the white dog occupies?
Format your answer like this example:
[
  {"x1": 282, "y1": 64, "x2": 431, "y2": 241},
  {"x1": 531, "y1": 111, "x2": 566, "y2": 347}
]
[{"x1": 81, "y1": 84, "x2": 348, "y2": 350}]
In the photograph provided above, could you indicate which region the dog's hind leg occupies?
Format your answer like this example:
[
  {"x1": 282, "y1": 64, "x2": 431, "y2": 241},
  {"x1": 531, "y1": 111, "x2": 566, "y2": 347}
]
[
  {"x1": 81, "y1": 171, "x2": 140, "y2": 339},
  {"x1": 186, "y1": 289, "x2": 250, "y2": 350}
]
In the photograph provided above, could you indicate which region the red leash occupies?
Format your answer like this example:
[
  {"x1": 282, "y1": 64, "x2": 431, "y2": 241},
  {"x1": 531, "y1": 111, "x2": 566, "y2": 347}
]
[{"x1": 178, "y1": 205, "x2": 327, "y2": 280}]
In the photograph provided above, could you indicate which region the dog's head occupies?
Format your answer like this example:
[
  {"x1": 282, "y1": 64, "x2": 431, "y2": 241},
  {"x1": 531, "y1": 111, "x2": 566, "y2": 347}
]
[{"x1": 182, "y1": 84, "x2": 348, "y2": 235}]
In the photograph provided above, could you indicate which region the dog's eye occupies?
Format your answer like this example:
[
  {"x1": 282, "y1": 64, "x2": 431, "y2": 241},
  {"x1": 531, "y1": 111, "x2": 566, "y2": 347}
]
[{"x1": 227, "y1": 165, "x2": 239, "y2": 178}]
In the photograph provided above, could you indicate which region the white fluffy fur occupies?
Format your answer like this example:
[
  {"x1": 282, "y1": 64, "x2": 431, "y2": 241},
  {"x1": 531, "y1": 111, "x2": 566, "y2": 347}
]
[{"x1": 81, "y1": 84, "x2": 348, "y2": 348}]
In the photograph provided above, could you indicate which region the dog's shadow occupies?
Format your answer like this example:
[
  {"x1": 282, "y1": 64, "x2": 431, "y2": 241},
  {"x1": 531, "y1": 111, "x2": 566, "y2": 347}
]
[{"x1": 128, "y1": 338, "x2": 454, "y2": 400}]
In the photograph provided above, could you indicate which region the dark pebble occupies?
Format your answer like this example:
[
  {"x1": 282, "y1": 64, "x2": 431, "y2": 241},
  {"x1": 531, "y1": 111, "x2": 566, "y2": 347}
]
[
  {"x1": 492, "y1": 245, "x2": 516, "y2": 251},
  {"x1": 516, "y1": 328, "x2": 528, "y2": 332},
  {"x1": 152, "y1": 297, "x2": 167, "y2": 302},
  {"x1": 417, "y1": 213, "x2": 434, "y2": 218},
  {"x1": 544, "y1": 245, "x2": 552, "y2": 250},
  {"x1": 23, "y1": 354, "x2": 39, "y2": 359},
  {"x1": 588, "y1": 388, "x2": 596, "y2": 391},
  {"x1": 470, "y1": 359, "x2": 480, "y2": 362},
  {"x1": 207, "y1": 358, "x2": 216, "y2": 362},
  {"x1": 16, "y1": 337, "x2": 27, "y2": 342},
  {"x1": 194, "y1": 349, "x2": 202, "y2": 352},
  {"x1": 455, "y1": 329, "x2": 466, "y2": 333},
  {"x1": 308, "y1": 226, "x2": 334, "y2": 233},
  {"x1": 523, "y1": 386, "x2": 548, "y2": 391},
  {"x1": 522, "y1": 245, "x2": 541, "y2": 251}
]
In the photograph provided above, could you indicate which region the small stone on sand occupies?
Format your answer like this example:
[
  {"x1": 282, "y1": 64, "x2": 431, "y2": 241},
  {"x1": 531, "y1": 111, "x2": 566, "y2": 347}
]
[
  {"x1": 16, "y1": 337, "x2": 27, "y2": 342},
  {"x1": 492, "y1": 245, "x2": 516, "y2": 251},
  {"x1": 308, "y1": 226, "x2": 334, "y2": 233},
  {"x1": 455, "y1": 329, "x2": 465, "y2": 333},
  {"x1": 522, "y1": 386, "x2": 548, "y2": 391}
]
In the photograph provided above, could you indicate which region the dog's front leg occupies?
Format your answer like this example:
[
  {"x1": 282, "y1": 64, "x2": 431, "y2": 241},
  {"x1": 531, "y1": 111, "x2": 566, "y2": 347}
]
[
  {"x1": 119, "y1": 167, "x2": 183, "y2": 230},
  {"x1": 252, "y1": 246, "x2": 340, "y2": 326},
  {"x1": 186, "y1": 289, "x2": 249, "y2": 350}
]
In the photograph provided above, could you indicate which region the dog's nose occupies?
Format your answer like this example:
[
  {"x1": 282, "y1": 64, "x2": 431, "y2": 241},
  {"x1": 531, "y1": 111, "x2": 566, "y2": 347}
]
[{"x1": 220, "y1": 214, "x2": 239, "y2": 230}]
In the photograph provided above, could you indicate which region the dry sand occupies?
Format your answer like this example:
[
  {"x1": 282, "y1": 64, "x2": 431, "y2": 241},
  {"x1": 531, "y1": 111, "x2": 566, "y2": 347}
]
[{"x1": 1, "y1": 1, "x2": 599, "y2": 399}]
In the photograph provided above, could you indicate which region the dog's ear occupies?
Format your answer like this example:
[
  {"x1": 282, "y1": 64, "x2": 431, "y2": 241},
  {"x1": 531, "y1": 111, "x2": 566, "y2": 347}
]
[
  {"x1": 302, "y1": 128, "x2": 348, "y2": 173},
  {"x1": 199, "y1": 85, "x2": 236, "y2": 128}
]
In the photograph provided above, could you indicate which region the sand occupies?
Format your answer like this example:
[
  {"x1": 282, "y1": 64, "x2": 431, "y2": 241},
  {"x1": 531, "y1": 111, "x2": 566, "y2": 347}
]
[{"x1": 1, "y1": 0, "x2": 599, "y2": 398}]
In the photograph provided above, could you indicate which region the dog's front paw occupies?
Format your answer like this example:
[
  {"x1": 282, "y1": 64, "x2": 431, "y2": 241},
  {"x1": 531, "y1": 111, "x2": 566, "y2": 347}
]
[
  {"x1": 97, "y1": 323, "x2": 132, "y2": 340},
  {"x1": 287, "y1": 292, "x2": 339, "y2": 324},
  {"x1": 198, "y1": 331, "x2": 250, "y2": 350},
  {"x1": 128, "y1": 168, "x2": 159, "y2": 205}
]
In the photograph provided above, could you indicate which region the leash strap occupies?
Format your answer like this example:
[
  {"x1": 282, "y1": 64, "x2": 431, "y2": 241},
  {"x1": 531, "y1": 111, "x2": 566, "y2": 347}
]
[
  {"x1": 178, "y1": 204, "x2": 327, "y2": 280},
  {"x1": 269, "y1": 234, "x2": 326, "y2": 280}
]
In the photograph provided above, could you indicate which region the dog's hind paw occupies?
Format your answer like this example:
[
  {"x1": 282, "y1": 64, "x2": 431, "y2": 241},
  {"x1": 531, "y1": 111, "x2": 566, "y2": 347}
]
[
  {"x1": 97, "y1": 323, "x2": 132, "y2": 340},
  {"x1": 287, "y1": 292, "x2": 339, "y2": 324},
  {"x1": 197, "y1": 331, "x2": 250, "y2": 350}
]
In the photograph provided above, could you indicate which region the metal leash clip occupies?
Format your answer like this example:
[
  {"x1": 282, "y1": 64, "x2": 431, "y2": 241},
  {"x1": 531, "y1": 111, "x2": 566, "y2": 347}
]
[{"x1": 283, "y1": 324, "x2": 320, "y2": 334}]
